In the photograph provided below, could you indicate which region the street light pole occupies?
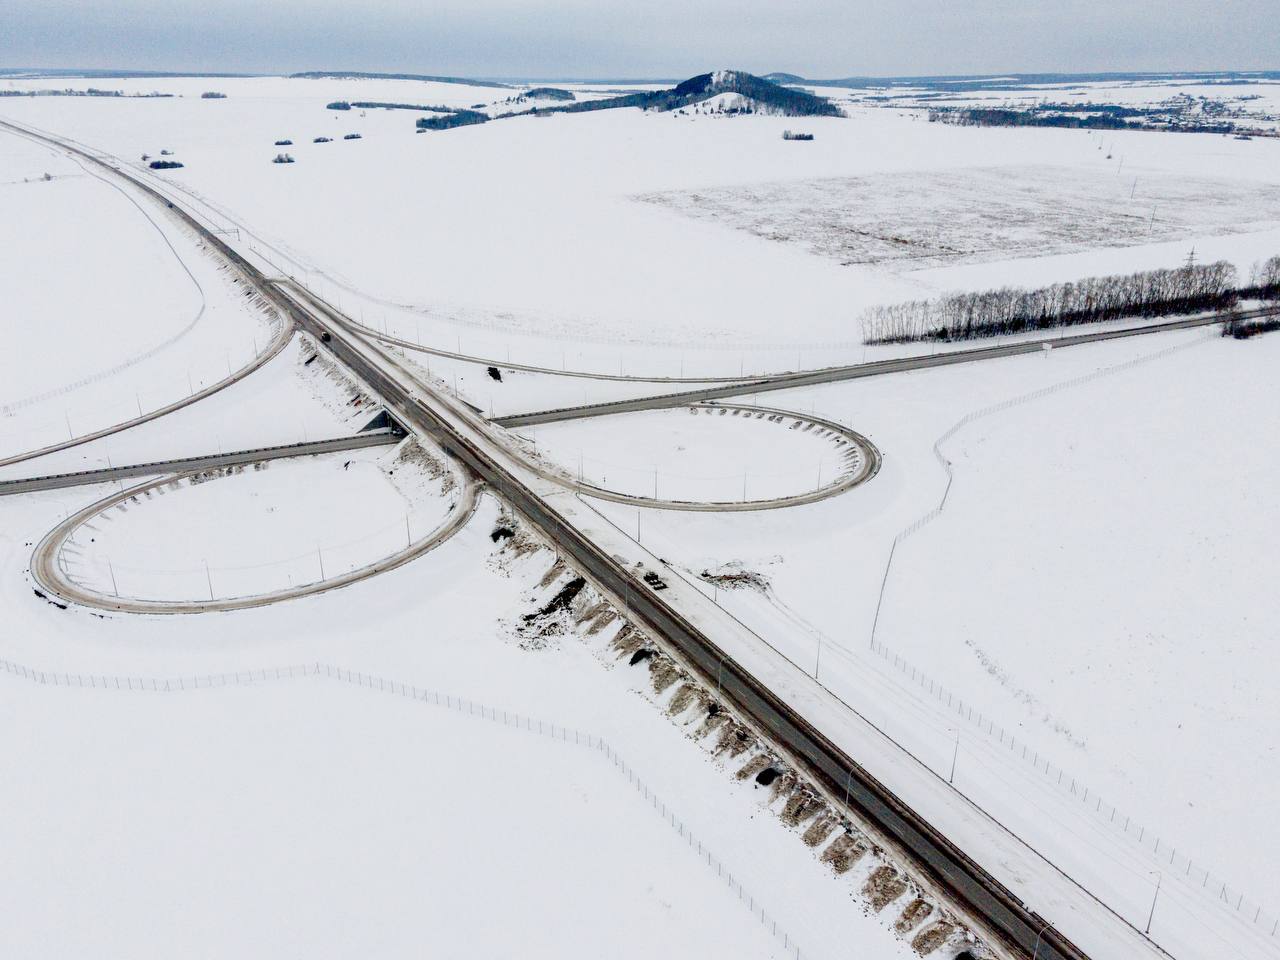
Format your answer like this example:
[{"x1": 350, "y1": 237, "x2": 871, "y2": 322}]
[
  {"x1": 1032, "y1": 920, "x2": 1050, "y2": 959},
  {"x1": 1145, "y1": 871, "x2": 1162, "y2": 935},
  {"x1": 948, "y1": 729, "x2": 960, "y2": 784}
]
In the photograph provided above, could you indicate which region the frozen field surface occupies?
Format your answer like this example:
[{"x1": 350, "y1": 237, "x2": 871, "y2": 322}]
[
  {"x1": 641, "y1": 163, "x2": 1280, "y2": 268},
  {"x1": 0, "y1": 678, "x2": 785, "y2": 960}
]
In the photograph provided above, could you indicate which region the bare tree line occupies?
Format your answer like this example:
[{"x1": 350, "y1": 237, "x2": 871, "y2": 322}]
[
  {"x1": 861, "y1": 260, "x2": 1247, "y2": 343},
  {"x1": 1248, "y1": 254, "x2": 1280, "y2": 298}
]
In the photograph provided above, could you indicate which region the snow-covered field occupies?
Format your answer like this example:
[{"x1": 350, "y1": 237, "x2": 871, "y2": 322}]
[
  {"x1": 522, "y1": 405, "x2": 857, "y2": 503},
  {"x1": 0, "y1": 485, "x2": 919, "y2": 960},
  {"x1": 63, "y1": 444, "x2": 459, "y2": 601},
  {"x1": 0, "y1": 124, "x2": 280, "y2": 457},
  {"x1": 5, "y1": 74, "x2": 1276, "y2": 379},
  {"x1": 640, "y1": 162, "x2": 1280, "y2": 269},
  {"x1": 596, "y1": 327, "x2": 1280, "y2": 959},
  {"x1": 3, "y1": 70, "x2": 1279, "y2": 960}
]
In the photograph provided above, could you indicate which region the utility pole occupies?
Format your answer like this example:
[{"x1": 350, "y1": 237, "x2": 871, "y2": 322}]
[{"x1": 1145, "y1": 872, "x2": 1162, "y2": 935}]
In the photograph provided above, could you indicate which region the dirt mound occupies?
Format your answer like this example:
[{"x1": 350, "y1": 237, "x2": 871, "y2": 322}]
[
  {"x1": 647, "y1": 657, "x2": 685, "y2": 695},
  {"x1": 781, "y1": 790, "x2": 822, "y2": 827},
  {"x1": 819, "y1": 832, "x2": 867, "y2": 874},
  {"x1": 525, "y1": 575, "x2": 584, "y2": 619},
  {"x1": 801, "y1": 813, "x2": 838, "y2": 847},
  {"x1": 715, "y1": 723, "x2": 755, "y2": 757},
  {"x1": 699, "y1": 565, "x2": 770, "y2": 593},
  {"x1": 666, "y1": 682, "x2": 702, "y2": 716},
  {"x1": 735, "y1": 753, "x2": 773, "y2": 782},
  {"x1": 863, "y1": 865, "x2": 909, "y2": 912},
  {"x1": 609, "y1": 625, "x2": 646, "y2": 660},
  {"x1": 894, "y1": 897, "x2": 933, "y2": 934},
  {"x1": 910, "y1": 920, "x2": 956, "y2": 955}
]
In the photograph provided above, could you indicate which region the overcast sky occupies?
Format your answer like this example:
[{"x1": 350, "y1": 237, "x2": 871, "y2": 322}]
[{"x1": 4, "y1": 0, "x2": 1277, "y2": 79}]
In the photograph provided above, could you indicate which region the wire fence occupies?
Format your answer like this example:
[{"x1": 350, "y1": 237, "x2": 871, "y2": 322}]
[
  {"x1": 862, "y1": 327, "x2": 1279, "y2": 940},
  {"x1": 0, "y1": 656, "x2": 809, "y2": 959},
  {"x1": 858, "y1": 634, "x2": 1280, "y2": 939},
  {"x1": 0, "y1": 322, "x2": 283, "y2": 455}
]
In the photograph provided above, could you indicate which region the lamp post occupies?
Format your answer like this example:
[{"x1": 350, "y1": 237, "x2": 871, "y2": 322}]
[
  {"x1": 1032, "y1": 920, "x2": 1051, "y2": 959},
  {"x1": 1145, "y1": 871, "x2": 1162, "y2": 935}
]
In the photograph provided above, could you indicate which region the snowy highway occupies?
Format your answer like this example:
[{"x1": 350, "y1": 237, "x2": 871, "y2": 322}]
[
  {"x1": 5, "y1": 113, "x2": 1257, "y2": 960},
  {"x1": 494, "y1": 303, "x2": 1277, "y2": 427}
]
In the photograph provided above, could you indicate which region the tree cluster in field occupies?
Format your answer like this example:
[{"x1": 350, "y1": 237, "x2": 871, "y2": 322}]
[
  {"x1": 0, "y1": 88, "x2": 172, "y2": 99},
  {"x1": 415, "y1": 109, "x2": 489, "y2": 131},
  {"x1": 200, "y1": 91, "x2": 226, "y2": 99},
  {"x1": 928, "y1": 102, "x2": 1277, "y2": 138},
  {"x1": 148, "y1": 160, "x2": 184, "y2": 170},
  {"x1": 509, "y1": 87, "x2": 576, "y2": 102},
  {"x1": 861, "y1": 261, "x2": 1241, "y2": 343},
  {"x1": 333, "y1": 100, "x2": 460, "y2": 113},
  {"x1": 782, "y1": 130, "x2": 815, "y2": 140}
]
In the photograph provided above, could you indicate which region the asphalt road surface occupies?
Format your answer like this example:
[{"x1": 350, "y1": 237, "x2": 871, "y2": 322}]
[
  {"x1": 0, "y1": 430, "x2": 400, "y2": 495},
  {"x1": 495, "y1": 306, "x2": 1275, "y2": 427}
]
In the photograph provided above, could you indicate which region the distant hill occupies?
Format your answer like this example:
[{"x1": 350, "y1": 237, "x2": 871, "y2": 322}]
[
  {"x1": 413, "y1": 70, "x2": 842, "y2": 134},
  {"x1": 531, "y1": 70, "x2": 841, "y2": 118}
]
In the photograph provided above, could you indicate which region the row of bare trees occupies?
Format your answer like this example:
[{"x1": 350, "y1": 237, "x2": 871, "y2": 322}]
[
  {"x1": 1248, "y1": 255, "x2": 1280, "y2": 298},
  {"x1": 861, "y1": 261, "x2": 1242, "y2": 343}
]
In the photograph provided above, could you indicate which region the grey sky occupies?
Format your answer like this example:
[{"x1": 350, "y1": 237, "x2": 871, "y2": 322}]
[{"x1": 4, "y1": 0, "x2": 1277, "y2": 78}]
